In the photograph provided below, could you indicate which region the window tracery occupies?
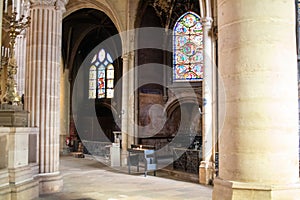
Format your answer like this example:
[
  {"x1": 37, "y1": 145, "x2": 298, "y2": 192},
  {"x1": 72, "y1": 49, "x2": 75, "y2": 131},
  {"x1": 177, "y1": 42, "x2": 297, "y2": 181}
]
[
  {"x1": 88, "y1": 49, "x2": 114, "y2": 99},
  {"x1": 173, "y1": 11, "x2": 203, "y2": 82}
]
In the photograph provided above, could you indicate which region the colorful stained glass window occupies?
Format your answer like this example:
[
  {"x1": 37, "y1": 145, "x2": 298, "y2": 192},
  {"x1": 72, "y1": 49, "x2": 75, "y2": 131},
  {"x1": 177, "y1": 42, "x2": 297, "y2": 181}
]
[
  {"x1": 88, "y1": 48, "x2": 114, "y2": 99},
  {"x1": 173, "y1": 12, "x2": 203, "y2": 81}
]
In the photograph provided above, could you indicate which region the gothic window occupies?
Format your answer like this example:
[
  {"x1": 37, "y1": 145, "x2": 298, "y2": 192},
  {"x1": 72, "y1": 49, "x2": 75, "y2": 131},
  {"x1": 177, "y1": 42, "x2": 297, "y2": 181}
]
[
  {"x1": 88, "y1": 49, "x2": 114, "y2": 99},
  {"x1": 173, "y1": 11, "x2": 203, "y2": 82}
]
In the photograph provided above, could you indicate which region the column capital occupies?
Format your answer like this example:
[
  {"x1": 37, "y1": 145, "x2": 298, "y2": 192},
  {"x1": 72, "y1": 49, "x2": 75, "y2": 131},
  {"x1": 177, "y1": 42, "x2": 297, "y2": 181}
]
[
  {"x1": 30, "y1": 0, "x2": 68, "y2": 8},
  {"x1": 55, "y1": 0, "x2": 68, "y2": 12},
  {"x1": 30, "y1": 0, "x2": 55, "y2": 6},
  {"x1": 122, "y1": 52, "x2": 134, "y2": 60},
  {"x1": 121, "y1": 53, "x2": 129, "y2": 61},
  {"x1": 201, "y1": 17, "x2": 213, "y2": 28}
]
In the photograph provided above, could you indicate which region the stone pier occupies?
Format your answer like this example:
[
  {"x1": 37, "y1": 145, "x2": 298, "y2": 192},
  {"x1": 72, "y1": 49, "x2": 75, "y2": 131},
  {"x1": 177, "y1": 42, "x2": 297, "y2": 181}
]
[
  {"x1": 213, "y1": 0, "x2": 300, "y2": 199},
  {"x1": 25, "y1": 0, "x2": 68, "y2": 194}
]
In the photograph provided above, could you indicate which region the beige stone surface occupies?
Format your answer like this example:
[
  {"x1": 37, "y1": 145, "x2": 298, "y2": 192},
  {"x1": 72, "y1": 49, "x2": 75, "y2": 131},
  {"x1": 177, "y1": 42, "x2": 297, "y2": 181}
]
[{"x1": 214, "y1": 0, "x2": 300, "y2": 199}]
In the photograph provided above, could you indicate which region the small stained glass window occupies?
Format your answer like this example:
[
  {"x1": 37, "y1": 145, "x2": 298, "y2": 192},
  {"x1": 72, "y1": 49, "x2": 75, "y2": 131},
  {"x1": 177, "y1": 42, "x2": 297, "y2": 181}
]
[
  {"x1": 173, "y1": 12, "x2": 203, "y2": 82},
  {"x1": 88, "y1": 49, "x2": 114, "y2": 99}
]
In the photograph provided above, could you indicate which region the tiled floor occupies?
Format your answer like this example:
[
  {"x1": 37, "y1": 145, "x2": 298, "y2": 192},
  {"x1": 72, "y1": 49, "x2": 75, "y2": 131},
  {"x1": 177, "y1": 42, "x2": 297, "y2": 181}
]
[{"x1": 37, "y1": 155, "x2": 213, "y2": 200}]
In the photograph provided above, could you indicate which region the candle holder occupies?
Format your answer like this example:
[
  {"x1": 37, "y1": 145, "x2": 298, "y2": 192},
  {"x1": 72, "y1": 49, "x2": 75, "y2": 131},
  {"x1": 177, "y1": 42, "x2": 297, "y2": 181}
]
[
  {"x1": 1, "y1": 8, "x2": 30, "y2": 105},
  {"x1": 0, "y1": 8, "x2": 30, "y2": 127}
]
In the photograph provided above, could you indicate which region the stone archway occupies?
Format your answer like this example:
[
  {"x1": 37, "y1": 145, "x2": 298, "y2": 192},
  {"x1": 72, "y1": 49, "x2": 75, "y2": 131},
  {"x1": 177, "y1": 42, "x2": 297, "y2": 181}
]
[{"x1": 62, "y1": 8, "x2": 122, "y2": 154}]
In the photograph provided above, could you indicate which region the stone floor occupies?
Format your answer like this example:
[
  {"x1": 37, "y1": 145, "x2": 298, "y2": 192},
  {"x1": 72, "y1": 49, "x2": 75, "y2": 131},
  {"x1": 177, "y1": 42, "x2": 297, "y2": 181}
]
[{"x1": 36, "y1": 155, "x2": 213, "y2": 200}]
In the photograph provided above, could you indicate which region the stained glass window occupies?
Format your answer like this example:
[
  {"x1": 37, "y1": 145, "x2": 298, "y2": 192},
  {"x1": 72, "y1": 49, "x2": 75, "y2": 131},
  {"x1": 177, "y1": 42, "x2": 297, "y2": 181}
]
[
  {"x1": 173, "y1": 12, "x2": 203, "y2": 81},
  {"x1": 88, "y1": 49, "x2": 114, "y2": 99}
]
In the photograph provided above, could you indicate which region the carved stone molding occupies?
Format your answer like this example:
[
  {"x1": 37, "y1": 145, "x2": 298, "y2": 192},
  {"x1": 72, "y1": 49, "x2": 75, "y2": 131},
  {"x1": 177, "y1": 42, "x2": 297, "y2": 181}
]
[
  {"x1": 30, "y1": 0, "x2": 68, "y2": 10},
  {"x1": 55, "y1": 0, "x2": 68, "y2": 12},
  {"x1": 201, "y1": 17, "x2": 213, "y2": 28},
  {"x1": 30, "y1": 0, "x2": 56, "y2": 6}
]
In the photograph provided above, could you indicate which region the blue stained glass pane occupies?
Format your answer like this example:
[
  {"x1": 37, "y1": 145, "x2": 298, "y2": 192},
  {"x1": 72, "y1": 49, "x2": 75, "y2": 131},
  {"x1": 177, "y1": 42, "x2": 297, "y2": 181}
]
[
  {"x1": 175, "y1": 52, "x2": 189, "y2": 63},
  {"x1": 98, "y1": 64, "x2": 105, "y2": 71},
  {"x1": 191, "y1": 52, "x2": 203, "y2": 63},
  {"x1": 175, "y1": 36, "x2": 188, "y2": 49},
  {"x1": 174, "y1": 23, "x2": 188, "y2": 35},
  {"x1": 182, "y1": 42, "x2": 197, "y2": 56},
  {"x1": 174, "y1": 65, "x2": 188, "y2": 78},
  {"x1": 191, "y1": 64, "x2": 203, "y2": 78}
]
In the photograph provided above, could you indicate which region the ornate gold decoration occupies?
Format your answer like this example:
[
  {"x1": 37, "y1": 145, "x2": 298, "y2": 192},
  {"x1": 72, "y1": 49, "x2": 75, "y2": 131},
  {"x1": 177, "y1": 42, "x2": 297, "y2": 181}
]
[{"x1": 1, "y1": 9, "x2": 30, "y2": 105}]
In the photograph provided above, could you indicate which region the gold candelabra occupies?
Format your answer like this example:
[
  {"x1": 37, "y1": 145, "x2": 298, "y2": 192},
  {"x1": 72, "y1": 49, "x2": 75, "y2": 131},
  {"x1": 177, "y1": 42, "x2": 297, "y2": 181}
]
[{"x1": 1, "y1": 9, "x2": 30, "y2": 105}]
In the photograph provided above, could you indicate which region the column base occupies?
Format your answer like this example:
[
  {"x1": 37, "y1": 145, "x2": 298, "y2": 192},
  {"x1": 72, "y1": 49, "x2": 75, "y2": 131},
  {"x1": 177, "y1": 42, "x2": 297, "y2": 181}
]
[
  {"x1": 0, "y1": 169, "x2": 10, "y2": 200},
  {"x1": 38, "y1": 172, "x2": 63, "y2": 195},
  {"x1": 213, "y1": 178, "x2": 300, "y2": 200},
  {"x1": 8, "y1": 165, "x2": 37, "y2": 184},
  {"x1": 0, "y1": 166, "x2": 40, "y2": 200},
  {"x1": 0, "y1": 184, "x2": 11, "y2": 200},
  {"x1": 10, "y1": 178, "x2": 39, "y2": 200},
  {"x1": 199, "y1": 161, "x2": 213, "y2": 185},
  {"x1": 121, "y1": 149, "x2": 128, "y2": 167}
]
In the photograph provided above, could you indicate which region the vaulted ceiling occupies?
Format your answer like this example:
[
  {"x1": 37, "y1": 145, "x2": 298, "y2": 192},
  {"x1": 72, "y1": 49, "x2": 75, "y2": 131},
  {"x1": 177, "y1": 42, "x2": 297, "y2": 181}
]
[{"x1": 62, "y1": 8, "x2": 120, "y2": 79}]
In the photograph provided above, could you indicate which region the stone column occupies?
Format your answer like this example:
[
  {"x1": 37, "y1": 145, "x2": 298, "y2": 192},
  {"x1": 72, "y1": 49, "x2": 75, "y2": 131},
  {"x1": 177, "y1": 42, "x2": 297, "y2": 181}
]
[
  {"x1": 199, "y1": 17, "x2": 214, "y2": 185},
  {"x1": 59, "y1": 67, "x2": 70, "y2": 154},
  {"x1": 121, "y1": 54, "x2": 129, "y2": 151},
  {"x1": 127, "y1": 51, "x2": 135, "y2": 146},
  {"x1": 15, "y1": 33, "x2": 26, "y2": 96},
  {"x1": 121, "y1": 50, "x2": 135, "y2": 165},
  {"x1": 213, "y1": 0, "x2": 300, "y2": 199},
  {"x1": 25, "y1": 0, "x2": 68, "y2": 194}
]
